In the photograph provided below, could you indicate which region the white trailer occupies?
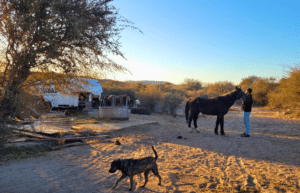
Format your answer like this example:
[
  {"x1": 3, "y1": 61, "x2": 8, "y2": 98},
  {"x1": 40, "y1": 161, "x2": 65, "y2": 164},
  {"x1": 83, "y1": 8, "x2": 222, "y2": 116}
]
[{"x1": 42, "y1": 78, "x2": 103, "y2": 110}]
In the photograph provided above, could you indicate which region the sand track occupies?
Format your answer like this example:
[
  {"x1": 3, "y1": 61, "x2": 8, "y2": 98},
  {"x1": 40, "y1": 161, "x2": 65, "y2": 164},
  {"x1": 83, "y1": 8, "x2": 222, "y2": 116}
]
[{"x1": 1, "y1": 107, "x2": 300, "y2": 192}]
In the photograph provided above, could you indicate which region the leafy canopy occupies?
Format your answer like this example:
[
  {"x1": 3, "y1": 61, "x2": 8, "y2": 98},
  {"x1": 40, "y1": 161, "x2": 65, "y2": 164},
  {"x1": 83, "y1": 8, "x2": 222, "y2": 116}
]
[
  {"x1": 0, "y1": 0, "x2": 137, "y2": 119},
  {"x1": 0, "y1": 0, "x2": 134, "y2": 89}
]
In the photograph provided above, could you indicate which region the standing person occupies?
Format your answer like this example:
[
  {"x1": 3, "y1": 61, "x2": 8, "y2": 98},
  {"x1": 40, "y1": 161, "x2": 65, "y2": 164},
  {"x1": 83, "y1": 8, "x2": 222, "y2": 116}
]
[{"x1": 241, "y1": 88, "x2": 253, "y2": 137}]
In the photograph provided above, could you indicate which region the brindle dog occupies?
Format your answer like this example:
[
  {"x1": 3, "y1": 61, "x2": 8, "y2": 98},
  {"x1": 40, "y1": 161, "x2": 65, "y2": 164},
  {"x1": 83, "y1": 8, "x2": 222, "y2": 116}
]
[{"x1": 109, "y1": 146, "x2": 162, "y2": 191}]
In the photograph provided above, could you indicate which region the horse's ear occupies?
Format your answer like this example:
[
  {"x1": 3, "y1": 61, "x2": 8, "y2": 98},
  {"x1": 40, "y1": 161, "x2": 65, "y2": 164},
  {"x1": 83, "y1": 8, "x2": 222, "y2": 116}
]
[{"x1": 236, "y1": 86, "x2": 241, "y2": 90}]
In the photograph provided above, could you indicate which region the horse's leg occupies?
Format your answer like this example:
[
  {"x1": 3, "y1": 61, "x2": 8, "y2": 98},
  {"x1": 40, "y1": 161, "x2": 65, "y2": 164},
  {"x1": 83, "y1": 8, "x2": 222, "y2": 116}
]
[
  {"x1": 220, "y1": 115, "x2": 225, "y2": 135},
  {"x1": 185, "y1": 101, "x2": 190, "y2": 123},
  {"x1": 214, "y1": 115, "x2": 220, "y2": 135},
  {"x1": 188, "y1": 110, "x2": 194, "y2": 133},
  {"x1": 193, "y1": 112, "x2": 200, "y2": 133}
]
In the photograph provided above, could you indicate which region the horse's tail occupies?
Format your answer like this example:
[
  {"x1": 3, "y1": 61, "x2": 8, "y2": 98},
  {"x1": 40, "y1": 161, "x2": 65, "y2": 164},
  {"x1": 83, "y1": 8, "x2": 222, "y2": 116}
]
[{"x1": 185, "y1": 101, "x2": 190, "y2": 123}]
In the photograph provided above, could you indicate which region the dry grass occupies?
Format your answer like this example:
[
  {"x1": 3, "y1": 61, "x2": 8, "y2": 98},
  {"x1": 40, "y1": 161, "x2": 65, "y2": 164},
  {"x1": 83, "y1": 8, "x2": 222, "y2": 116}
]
[
  {"x1": 0, "y1": 145, "x2": 48, "y2": 163},
  {"x1": 253, "y1": 107, "x2": 300, "y2": 120}
]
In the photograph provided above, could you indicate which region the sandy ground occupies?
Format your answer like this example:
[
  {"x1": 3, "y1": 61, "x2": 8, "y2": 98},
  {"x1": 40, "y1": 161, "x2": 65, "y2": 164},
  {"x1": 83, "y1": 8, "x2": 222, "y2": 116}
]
[{"x1": 1, "y1": 107, "x2": 300, "y2": 193}]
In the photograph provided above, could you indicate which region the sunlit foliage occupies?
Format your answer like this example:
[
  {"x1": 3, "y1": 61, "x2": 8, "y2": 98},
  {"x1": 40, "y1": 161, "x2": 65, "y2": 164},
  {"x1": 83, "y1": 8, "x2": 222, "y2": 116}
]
[
  {"x1": 161, "y1": 93, "x2": 183, "y2": 116},
  {"x1": 268, "y1": 67, "x2": 300, "y2": 111},
  {"x1": 206, "y1": 81, "x2": 235, "y2": 97},
  {"x1": 0, "y1": 0, "x2": 135, "y2": 119},
  {"x1": 182, "y1": 78, "x2": 202, "y2": 91},
  {"x1": 135, "y1": 84, "x2": 163, "y2": 111},
  {"x1": 239, "y1": 76, "x2": 277, "y2": 106}
]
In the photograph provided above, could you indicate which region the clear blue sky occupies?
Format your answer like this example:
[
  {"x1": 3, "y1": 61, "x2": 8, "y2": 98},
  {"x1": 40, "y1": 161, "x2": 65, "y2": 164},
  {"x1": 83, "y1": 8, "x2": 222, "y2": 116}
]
[{"x1": 106, "y1": 0, "x2": 300, "y2": 85}]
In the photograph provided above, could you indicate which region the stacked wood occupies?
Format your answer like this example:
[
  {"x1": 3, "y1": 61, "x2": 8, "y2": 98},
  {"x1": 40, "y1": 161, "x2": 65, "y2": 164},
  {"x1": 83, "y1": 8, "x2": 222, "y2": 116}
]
[{"x1": 10, "y1": 129, "x2": 108, "y2": 150}]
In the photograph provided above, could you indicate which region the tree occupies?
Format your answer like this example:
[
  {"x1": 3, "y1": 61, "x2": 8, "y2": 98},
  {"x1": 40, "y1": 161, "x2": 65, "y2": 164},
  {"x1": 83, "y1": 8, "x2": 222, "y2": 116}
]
[
  {"x1": 0, "y1": 0, "x2": 136, "y2": 119},
  {"x1": 239, "y1": 76, "x2": 260, "y2": 92},
  {"x1": 182, "y1": 78, "x2": 202, "y2": 91},
  {"x1": 268, "y1": 67, "x2": 300, "y2": 110},
  {"x1": 136, "y1": 84, "x2": 163, "y2": 111},
  {"x1": 206, "y1": 81, "x2": 235, "y2": 97},
  {"x1": 161, "y1": 93, "x2": 183, "y2": 116},
  {"x1": 239, "y1": 76, "x2": 277, "y2": 106}
]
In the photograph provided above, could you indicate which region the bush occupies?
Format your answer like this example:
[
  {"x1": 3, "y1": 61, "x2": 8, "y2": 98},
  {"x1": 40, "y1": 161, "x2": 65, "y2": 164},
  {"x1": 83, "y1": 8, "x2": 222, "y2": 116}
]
[
  {"x1": 206, "y1": 81, "x2": 235, "y2": 97},
  {"x1": 136, "y1": 84, "x2": 163, "y2": 111},
  {"x1": 239, "y1": 76, "x2": 277, "y2": 106},
  {"x1": 186, "y1": 89, "x2": 208, "y2": 99},
  {"x1": 267, "y1": 67, "x2": 300, "y2": 111},
  {"x1": 182, "y1": 78, "x2": 202, "y2": 91},
  {"x1": 161, "y1": 93, "x2": 184, "y2": 115}
]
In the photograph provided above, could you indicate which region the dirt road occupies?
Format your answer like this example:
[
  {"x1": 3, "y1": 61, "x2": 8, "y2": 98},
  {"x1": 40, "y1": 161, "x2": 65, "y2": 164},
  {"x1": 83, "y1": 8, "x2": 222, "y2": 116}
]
[{"x1": 1, "y1": 107, "x2": 300, "y2": 192}]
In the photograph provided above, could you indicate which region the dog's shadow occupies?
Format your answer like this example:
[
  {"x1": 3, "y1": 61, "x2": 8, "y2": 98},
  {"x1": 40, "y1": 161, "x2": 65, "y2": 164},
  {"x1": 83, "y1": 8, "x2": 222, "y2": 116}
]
[
  {"x1": 110, "y1": 184, "x2": 162, "y2": 192},
  {"x1": 137, "y1": 186, "x2": 161, "y2": 192},
  {"x1": 108, "y1": 174, "x2": 163, "y2": 192}
]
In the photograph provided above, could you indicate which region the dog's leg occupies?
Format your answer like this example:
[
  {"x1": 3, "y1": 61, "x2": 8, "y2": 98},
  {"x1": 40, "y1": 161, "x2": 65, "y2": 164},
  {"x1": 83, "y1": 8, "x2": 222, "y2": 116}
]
[
  {"x1": 152, "y1": 166, "x2": 162, "y2": 185},
  {"x1": 112, "y1": 174, "x2": 126, "y2": 189},
  {"x1": 141, "y1": 169, "x2": 150, "y2": 188},
  {"x1": 129, "y1": 176, "x2": 134, "y2": 191}
]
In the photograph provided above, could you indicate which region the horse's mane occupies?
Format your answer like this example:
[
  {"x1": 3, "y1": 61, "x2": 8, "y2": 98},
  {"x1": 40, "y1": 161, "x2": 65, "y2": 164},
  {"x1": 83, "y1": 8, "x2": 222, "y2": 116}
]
[
  {"x1": 216, "y1": 89, "x2": 239, "y2": 99},
  {"x1": 188, "y1": 88, "x2": 240, "y2": 102}
]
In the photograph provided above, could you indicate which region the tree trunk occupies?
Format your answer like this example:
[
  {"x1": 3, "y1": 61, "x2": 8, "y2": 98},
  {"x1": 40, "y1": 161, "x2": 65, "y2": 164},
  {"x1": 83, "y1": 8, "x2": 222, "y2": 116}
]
[
  {"x1": 0, "y1": 66, "x2": 31, "y2": 120},
  {"x1": 1, "y1": 87, "x2": 20, "y2": 119}
]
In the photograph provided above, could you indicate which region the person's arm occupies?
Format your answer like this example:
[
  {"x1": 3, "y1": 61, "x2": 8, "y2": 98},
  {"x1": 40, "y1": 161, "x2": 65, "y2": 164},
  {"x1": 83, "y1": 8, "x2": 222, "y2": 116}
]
[{"x1": 243, "y1": 95, "x2": 251, "y2": 103}]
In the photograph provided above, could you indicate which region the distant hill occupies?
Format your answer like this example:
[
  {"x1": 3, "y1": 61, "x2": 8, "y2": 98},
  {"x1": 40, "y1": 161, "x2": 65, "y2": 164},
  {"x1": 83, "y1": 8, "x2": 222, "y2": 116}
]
[
  {"x1": 99, "y1": 79, "x2": 123, "y2": 83},
  {"x1": 125, "y1": 80, "x2": 174, "y2": 85},
  {"x1": 98, "y1": 79, "x2": 175, "y2": 85}
]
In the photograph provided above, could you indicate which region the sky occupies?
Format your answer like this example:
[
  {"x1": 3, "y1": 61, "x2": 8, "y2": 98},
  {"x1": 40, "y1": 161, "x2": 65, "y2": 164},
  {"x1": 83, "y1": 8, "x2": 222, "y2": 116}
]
[{"x1": 105, "y1": 0, "x2": 300, "y2": 85}]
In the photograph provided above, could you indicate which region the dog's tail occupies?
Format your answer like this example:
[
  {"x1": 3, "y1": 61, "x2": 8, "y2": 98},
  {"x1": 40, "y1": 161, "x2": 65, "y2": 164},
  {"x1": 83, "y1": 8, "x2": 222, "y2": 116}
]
[{"x1": 151, "y1": 146, "x2": 158, "y2": 160}]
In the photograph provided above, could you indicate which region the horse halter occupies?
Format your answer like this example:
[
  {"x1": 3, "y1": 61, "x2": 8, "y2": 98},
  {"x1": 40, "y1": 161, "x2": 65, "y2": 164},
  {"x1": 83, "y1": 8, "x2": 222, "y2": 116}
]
[
  {"x1": 236, "y1": 89, "x2": 245, "y2": 99},
  {"x1": 238, "y1": 90, "x2": 246, "y2": 99}
]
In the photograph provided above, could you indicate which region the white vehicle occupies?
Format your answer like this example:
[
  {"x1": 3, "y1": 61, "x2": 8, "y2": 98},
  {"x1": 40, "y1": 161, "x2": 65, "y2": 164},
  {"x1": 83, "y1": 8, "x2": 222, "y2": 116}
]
[{"x1": 42, "y1": 78, "x2": 103, "y2": 110}]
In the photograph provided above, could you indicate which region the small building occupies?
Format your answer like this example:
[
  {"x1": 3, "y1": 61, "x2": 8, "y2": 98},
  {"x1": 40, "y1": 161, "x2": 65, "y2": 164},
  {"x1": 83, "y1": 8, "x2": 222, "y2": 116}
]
[{"x1": 42, "y1": 78, "x2": 103, "y2": 111}]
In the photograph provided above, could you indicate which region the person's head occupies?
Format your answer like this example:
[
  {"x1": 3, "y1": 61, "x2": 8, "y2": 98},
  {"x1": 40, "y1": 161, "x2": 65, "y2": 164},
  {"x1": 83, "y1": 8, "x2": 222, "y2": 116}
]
[{"x1": 246, "y1": 88, "x2": 252, "y2": 94}]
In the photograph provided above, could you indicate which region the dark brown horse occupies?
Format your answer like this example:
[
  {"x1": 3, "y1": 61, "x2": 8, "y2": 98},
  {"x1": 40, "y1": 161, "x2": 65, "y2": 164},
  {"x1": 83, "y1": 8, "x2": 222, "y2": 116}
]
[{"x1": 185, "y1": 87, "x2": 245, "y2": 135}]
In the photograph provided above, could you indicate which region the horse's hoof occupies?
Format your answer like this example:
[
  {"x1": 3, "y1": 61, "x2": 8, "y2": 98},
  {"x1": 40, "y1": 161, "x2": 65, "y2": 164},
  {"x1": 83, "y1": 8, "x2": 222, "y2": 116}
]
[
  {"x1": 196, "y1": 129, "x2": 200, "y2": 133},
  {"x1": 215, "y1": 132, "x2": 219, "y2": 135},
  {"x1": 221, "y1": 133, "x2": 225, "y2": 136}
]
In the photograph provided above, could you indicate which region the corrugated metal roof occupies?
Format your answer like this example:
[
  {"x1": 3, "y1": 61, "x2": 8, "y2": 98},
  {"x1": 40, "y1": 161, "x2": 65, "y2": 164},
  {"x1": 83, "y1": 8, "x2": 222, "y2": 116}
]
[{"x1": 76, "y1": 78, "x2": 103, "y2": 95}]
